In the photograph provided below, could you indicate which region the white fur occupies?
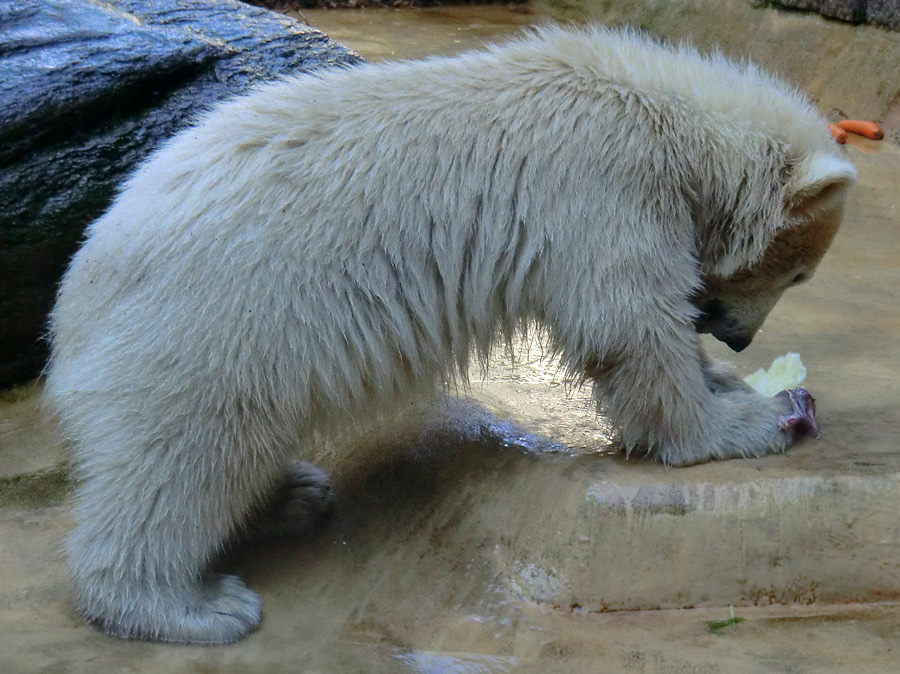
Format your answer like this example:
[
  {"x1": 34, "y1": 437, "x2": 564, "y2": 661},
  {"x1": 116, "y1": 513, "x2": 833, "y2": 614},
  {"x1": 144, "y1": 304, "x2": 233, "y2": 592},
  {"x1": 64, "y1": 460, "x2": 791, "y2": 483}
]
[{"x1": 46, "y1": 25, "x2": 854, "y2": 643}]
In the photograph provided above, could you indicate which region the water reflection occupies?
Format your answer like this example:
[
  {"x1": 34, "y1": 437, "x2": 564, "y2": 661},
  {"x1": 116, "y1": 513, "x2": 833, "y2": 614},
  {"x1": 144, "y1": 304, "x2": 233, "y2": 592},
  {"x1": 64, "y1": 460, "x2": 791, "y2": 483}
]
[
  {"x1": 473, "y1": 337, "x2": 617, "y2": 456},
  {"x1": 394, "y1": 649, "x2": 518, "y2": 674}
]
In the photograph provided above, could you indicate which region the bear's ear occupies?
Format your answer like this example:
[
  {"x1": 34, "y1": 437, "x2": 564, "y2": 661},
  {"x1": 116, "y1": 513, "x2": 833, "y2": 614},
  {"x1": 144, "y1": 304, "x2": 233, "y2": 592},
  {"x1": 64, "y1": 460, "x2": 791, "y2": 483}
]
[
  {"x1": 784, "y1": 152, "x2": 856, "y2": 229},
  {"x1": 785, "y1": 152, "x2": 856, "y2": 211}
]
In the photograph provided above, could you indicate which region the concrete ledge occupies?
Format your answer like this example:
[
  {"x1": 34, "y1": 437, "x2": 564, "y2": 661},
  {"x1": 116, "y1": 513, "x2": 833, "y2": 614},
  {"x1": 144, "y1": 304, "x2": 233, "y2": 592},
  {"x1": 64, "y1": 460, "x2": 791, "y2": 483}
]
[{"x1": 313, "y1": 435, "x2": 900, "y2": 619}]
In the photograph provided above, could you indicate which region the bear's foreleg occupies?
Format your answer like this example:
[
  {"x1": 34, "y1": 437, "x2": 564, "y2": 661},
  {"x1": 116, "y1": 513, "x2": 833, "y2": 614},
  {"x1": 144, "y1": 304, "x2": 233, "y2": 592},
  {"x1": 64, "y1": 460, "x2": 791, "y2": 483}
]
[
  {"x1": 590, "y1": 324, "x2": 796, "y2": 466},
  {"x1": 700, "y1": 354, "x2": 757, "y2": 395}
]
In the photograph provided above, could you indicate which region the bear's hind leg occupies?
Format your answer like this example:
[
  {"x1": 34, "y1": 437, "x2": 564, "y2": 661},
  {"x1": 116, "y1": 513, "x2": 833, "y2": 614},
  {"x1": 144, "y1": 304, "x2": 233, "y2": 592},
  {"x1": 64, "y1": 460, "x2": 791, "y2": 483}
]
[
  {"x1": 241, "y1": 461, "x2": 336, "y2": 541},
  {"x1": 65, "y1": 416, "x2": 286, "y2": 644}
]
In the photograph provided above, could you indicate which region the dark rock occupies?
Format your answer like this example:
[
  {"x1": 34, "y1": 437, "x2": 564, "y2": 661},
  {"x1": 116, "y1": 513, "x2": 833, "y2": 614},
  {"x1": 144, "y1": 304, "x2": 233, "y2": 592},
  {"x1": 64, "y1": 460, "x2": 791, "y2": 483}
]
[
  {"x1": 773, "y1": 0, "x2": 865, "y2": 23},
  {"x1": 866, "y1": 0, "x2": 900, "y2": 30},
  {"x1": 0, "y1": 0, "x2": 363, "y2": 389},
  {"x1": 770, "y1": 0, "x2": 900, "y2": 29}
]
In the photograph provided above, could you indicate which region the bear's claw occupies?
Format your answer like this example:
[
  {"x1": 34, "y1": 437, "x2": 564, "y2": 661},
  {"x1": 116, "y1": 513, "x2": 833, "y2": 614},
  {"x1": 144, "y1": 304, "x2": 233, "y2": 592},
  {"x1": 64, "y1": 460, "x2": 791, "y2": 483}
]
[{"x1": 775, "y1": 387, "x2": 820, "y2": 438}]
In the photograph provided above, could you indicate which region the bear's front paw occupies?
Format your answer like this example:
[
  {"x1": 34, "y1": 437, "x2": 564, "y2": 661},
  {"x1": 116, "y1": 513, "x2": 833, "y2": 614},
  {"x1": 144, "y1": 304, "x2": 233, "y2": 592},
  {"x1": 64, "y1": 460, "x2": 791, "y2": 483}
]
[{"x1": 660, "y1": 389, "x2": 794, "y2": 465}]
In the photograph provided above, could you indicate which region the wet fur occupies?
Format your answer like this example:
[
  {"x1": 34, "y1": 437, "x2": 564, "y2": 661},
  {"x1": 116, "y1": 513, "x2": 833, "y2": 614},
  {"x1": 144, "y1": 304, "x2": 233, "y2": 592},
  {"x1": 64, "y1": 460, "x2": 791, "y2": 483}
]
[{"x1": 45, "y1": 25, "x2": 854, "y2": 643}]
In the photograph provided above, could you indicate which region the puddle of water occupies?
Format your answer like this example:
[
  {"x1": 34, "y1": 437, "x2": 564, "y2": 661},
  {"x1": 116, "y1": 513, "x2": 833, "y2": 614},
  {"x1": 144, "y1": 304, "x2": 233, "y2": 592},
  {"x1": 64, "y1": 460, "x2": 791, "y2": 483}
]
[{"x1": 394, "y1": 649, "x2": 518, "y2": 674}]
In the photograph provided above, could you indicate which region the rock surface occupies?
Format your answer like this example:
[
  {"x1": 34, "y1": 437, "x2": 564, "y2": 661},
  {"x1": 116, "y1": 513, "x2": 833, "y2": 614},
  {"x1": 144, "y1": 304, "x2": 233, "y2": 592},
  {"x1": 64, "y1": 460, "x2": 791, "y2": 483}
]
[
  {"x1": 771, "y1": 0, "x2": 900, "y2": 29},
  {"x1": 0, "y1": 0, "x2": 362, "y2": 389}
]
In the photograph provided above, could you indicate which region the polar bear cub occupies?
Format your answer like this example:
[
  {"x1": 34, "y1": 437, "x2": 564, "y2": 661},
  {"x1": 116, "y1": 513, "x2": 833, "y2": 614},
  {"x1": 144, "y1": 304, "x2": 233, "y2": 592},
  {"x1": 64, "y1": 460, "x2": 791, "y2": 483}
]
[{"x1": 46, "y1": 25, "x2": 854, "y2": 643}]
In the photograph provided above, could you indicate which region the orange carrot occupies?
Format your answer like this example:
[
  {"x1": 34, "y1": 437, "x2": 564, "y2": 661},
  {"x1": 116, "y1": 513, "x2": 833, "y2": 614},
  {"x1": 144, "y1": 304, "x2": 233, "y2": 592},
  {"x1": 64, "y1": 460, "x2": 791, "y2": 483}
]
[
  {"x1": 827, "y1": 123, "x2": 847, "y2": 144},
  {"x1": 836, "y1": 119, "x2": 884, "y2": 140}
]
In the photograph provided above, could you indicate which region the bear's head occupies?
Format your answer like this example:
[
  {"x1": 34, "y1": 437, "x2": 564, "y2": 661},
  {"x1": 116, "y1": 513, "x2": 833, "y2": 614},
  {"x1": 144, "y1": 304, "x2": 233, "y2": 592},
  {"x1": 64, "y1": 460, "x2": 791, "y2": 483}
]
[{"x1": 692, "y1": 152, "x2": 856, "y2": 352}]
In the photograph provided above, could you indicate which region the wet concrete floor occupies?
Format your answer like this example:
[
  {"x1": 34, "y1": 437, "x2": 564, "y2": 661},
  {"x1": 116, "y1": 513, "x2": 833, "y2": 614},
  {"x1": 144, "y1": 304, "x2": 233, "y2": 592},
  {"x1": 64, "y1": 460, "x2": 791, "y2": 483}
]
[
  {"x1": 293, "y1": 5, "x2": 542, "y2": 61},
  {"x1": 2, "y1": 5, "x2": 900, "y2": 674}
]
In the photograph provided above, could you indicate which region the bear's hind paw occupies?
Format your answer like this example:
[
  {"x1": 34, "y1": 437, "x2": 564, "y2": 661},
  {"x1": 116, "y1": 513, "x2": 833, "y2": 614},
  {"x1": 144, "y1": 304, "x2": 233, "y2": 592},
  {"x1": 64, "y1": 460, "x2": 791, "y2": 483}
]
[{"x1": 244, "y1": 461, "x2": 336, "y2": 541}]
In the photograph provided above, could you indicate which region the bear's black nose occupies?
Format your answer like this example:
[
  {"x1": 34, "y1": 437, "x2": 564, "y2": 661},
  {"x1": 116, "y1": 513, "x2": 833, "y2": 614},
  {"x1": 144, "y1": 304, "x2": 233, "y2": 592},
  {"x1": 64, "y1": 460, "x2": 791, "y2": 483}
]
[{"x1": 725, "y1": 333, "x2": 753, "y2": 352}]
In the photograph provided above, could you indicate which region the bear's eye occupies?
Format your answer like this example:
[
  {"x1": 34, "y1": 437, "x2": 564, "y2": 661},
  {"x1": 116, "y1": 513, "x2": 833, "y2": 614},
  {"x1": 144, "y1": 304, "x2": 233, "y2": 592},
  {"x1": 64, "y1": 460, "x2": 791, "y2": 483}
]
[{"x1": 791, "y1": 272, "x2": 808, "y2": 285}]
